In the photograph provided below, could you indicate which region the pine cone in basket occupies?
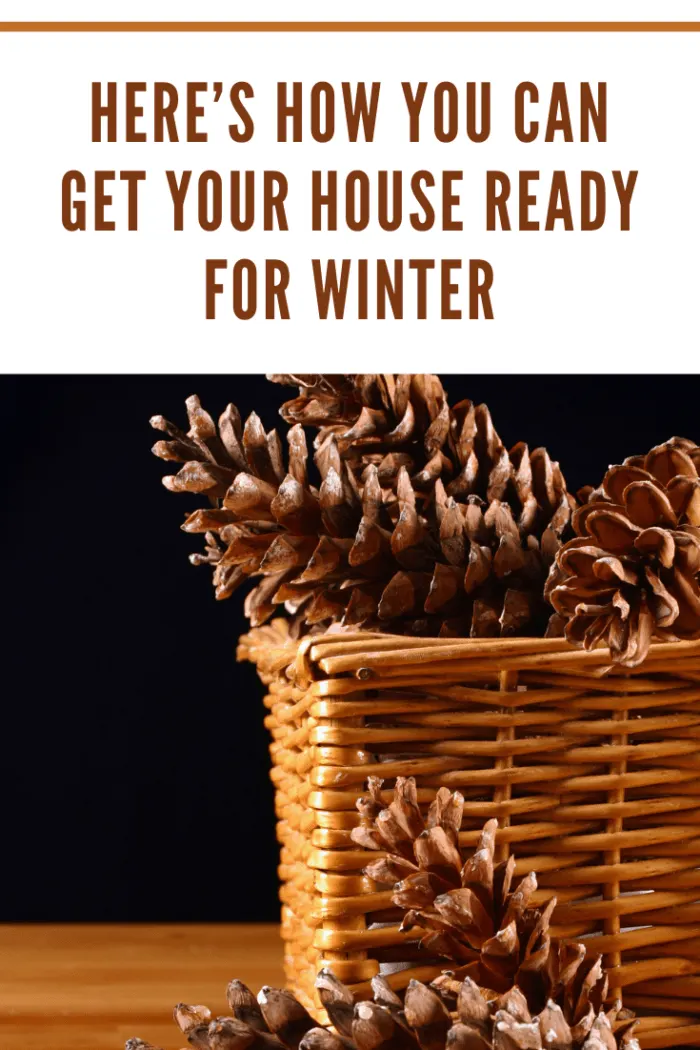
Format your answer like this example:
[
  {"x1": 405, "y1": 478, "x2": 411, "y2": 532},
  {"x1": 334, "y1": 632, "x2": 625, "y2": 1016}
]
[
  {"x1": 152, "y1": 381, "x2": 577, "y2": 638},
  {"x1": 151, "y1": 394, "x2": 426, "y2": 633},
  {"x1": 126, "y1": 968, "x2": 639, "y2": 1050},
  {"x1": 151, "y1": 392, "x2": 325, "y2": 621},
  {"x1": 269, "y1": 374, "x2": 451, "y2": 483},
  {"x1": 269, "y1": 374, "x2": 576, "y2": 637},
  {"x1": 267, "y1": 374, "x2": 369, "y2": 427},
  {"x1": 546, "y1": 436, "x2": 700, "y2": 667},
  {"x1": 269, "y1": 376, "x2": 574, "y2": 532}
]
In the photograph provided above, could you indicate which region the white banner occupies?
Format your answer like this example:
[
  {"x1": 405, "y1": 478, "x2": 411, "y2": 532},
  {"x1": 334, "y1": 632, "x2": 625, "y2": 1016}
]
[{"x1": 0, "y1": 13, "x2": 698, "y2": 370}]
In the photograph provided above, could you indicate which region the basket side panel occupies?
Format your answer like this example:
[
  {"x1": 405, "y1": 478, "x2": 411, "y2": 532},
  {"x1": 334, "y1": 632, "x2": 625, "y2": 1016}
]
[
  {"x1": 304, "y1": 659, "x2": 700, "y2": 1030},
  {"x1": 247, "y1": 630, "x2": 700, "y2": 1042}
]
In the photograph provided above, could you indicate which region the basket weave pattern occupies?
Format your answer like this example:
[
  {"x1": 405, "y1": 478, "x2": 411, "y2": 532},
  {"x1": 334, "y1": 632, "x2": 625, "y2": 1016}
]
[{"x1": 239, "y1": 623, "x2": 700, "y2": 1048}]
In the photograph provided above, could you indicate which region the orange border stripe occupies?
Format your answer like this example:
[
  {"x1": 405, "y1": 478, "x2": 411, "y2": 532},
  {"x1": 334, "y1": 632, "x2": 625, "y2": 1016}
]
[{"x1": 1, "y1": 21, "x2": 700, "y2": 33}]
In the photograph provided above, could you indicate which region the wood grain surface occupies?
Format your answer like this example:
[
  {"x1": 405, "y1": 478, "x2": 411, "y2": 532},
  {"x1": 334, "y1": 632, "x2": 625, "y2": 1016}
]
[{"x1": 0, "y1": 923, "x2": 284, "y2": 1050}]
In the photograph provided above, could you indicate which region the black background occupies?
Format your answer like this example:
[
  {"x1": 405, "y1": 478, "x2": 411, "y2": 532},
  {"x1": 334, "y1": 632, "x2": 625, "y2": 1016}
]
[{"x1": 2, "y1": 374, "x2": 698, "y2": 922}]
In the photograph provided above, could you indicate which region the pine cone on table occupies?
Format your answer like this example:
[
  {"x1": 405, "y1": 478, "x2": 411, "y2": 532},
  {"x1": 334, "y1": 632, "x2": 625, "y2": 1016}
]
[
  {"x1": 322, "y1": 970, "x2": 638, "y2": 1050},
  {"x1": 546, "y1": 436, "x2": 700, "y2": 667},
  {"x1": 351, "y1": 777, "x2": 600, "y2": 1008},
  {"x1": 152, "y1": 380, "x2": 577, "y2": 639},
  {"x1": 126, "y1": 963, "x2": 639, "y2": 1050}
]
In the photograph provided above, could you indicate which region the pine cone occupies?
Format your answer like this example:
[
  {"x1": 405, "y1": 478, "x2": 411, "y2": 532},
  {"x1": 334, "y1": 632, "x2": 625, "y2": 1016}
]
[
  {"x1": 267, "y1": 374, "x2": 368, "y2": 428},
  {"x1": 152, "y1": 394, "x2": 437, "y2": 635},
  {"x1": 126, "y1": 782, "x2": 642, "y2": 1048},
  {"x1": 546, "y1": 436, "x2": 700, "y2": 667},
  {"x1": 270, "y1": 376, "x2": 574, "y2": 533},
  {"x1": 271, "y1": 373, "x2": 454, "y2": 533},
  {"x1": 152, "y1": 382, "x2": 576, "y2": 639},
  {"x1": 150, "y1": 394, "x2": 296, "y2": 632},
  {"x1": 127, "y1": 966, "x2": 639, "y2": 1050},
  {"x1": 271, "y1": 375, "x2": 576, "y2": 636},
  {"x1": 269, "y1": 374, "x2": 449, "y2": 470},
  {"x1": 352, "y1": 778, "x2": 593, "y2": 1007}
]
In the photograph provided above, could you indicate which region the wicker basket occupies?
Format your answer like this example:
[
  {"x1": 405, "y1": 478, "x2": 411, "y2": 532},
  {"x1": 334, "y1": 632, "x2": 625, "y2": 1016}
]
[{"x1": 239, "y1": 621, "x2": 700, "y2": 1049}]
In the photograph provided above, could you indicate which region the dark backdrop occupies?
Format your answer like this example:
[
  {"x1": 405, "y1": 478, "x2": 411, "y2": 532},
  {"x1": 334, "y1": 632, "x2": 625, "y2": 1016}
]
[{"x1": 1, "y1": 374, "x2": 698, "y2": 921}]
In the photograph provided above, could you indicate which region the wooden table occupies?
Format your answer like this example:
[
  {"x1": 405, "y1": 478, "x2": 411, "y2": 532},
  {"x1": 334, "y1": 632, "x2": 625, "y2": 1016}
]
[{"x1": 0, "y1": 923, "x2": 285, "y2": 1050}]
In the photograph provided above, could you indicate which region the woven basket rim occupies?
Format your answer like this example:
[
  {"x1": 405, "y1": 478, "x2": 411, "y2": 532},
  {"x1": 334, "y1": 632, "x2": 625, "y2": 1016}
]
[{"x1": 238, "y1": 619, "x2": 700, "y2": 685}]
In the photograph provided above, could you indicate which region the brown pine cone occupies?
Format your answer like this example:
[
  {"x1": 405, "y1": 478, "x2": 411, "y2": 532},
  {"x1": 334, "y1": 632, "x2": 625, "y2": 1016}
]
[
  {"x1": 270, "y1": 374, "x2": 453, "y2": 504},
  {"x1": 546, "y1": 436, "x2": 700, "y2": 667},
  {"x1": 127, "y1": 958, "x2": 640, "y2": 1050},
  {"x1": 270, "y1": 373, "x2": 447, "y2": 448},
  {"x1": 152, "y1": 383, "x2": 576, "y2": 638},
  {"x1": 267, "y1": 374, "x2": 367, "y2": 427},
  {"x1": 151, "y1": 395, "x2": 398, "y2": 634},
  {"x1": 270, "y1": 376, "x2": 574, "y2": 532},
  {"x1": 152, "y1": 396, "x2": 324, "y2": 628},
  {"x1": 352, "y1": 777, "x2": 589, "y2": 1008},
  {"x1": 270, "y1": 376, "x2": 576, "y2": 636},
  {"x1": 152, "y1": 396, "x2": 404, "y2": 634}
]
